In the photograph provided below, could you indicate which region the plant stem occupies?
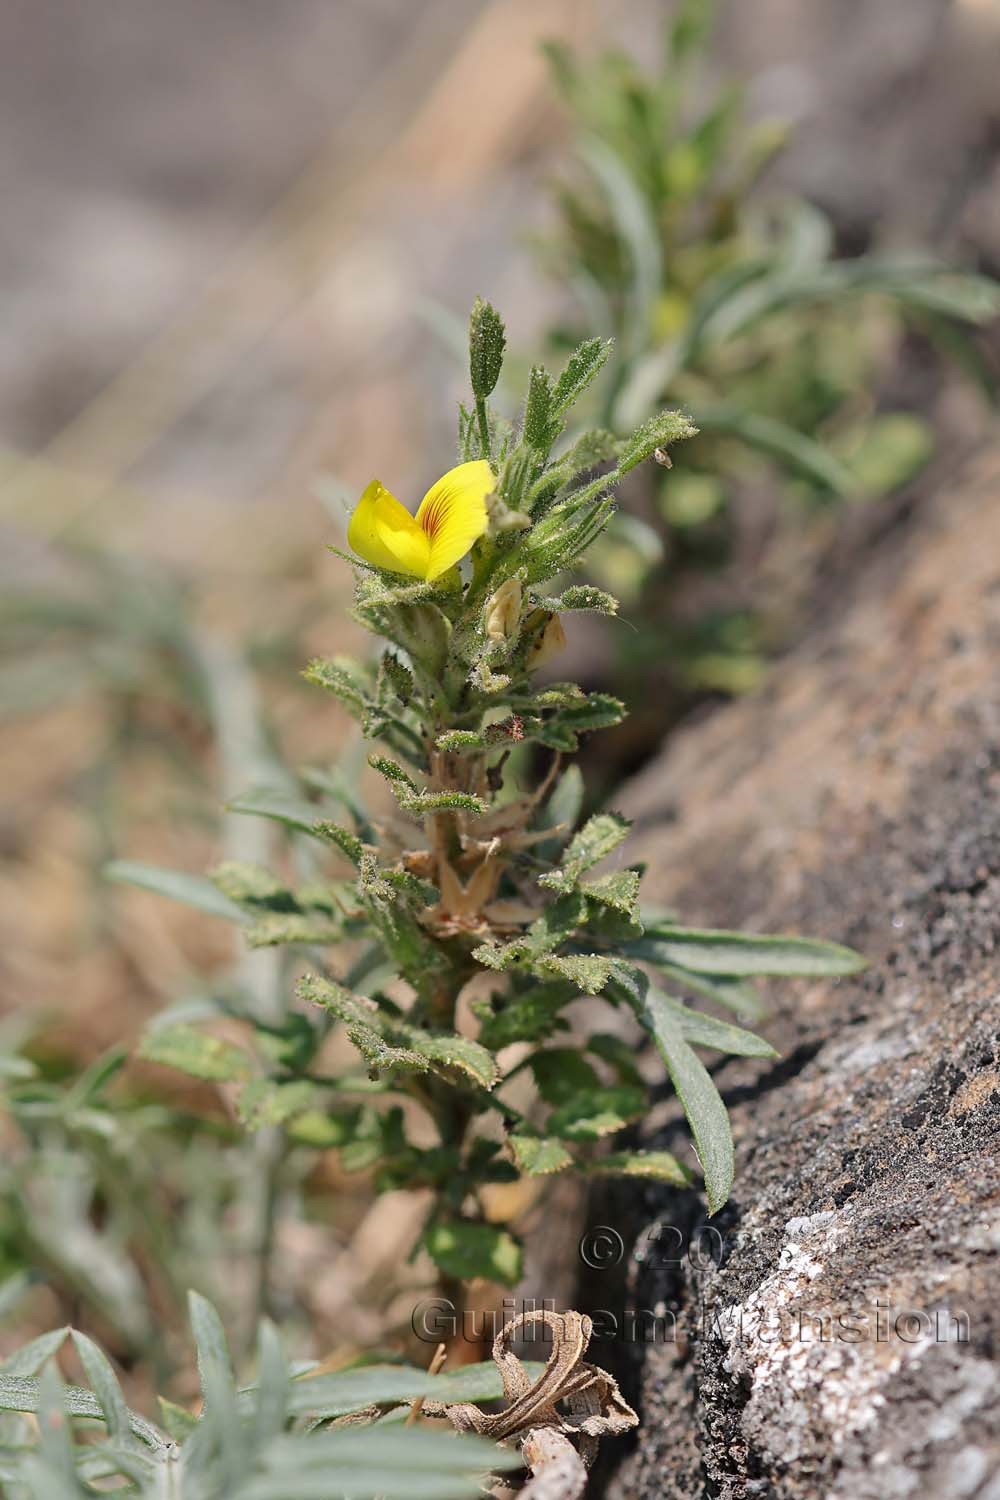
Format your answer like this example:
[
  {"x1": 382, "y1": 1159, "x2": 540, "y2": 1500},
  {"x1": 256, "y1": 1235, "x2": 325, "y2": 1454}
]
[{"x1": 475, "y1": 397, "x2": 491, "y2": 460}]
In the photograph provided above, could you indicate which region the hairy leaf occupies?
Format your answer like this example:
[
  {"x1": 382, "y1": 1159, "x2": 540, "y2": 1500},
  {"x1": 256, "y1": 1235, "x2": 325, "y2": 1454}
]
[
  {"x1": 591, "y1": 1150, "x2": 692, "y2": 1184},
  {"x1": 422, "y1": 1220, "x2": 523, "y2": 1286},
  {"x1": 139, "y1": 1025, "x2": 253, "y2": 1083},
  {"x1": 508, "y1": 1135, "x2": 574, "y2": 1175}
]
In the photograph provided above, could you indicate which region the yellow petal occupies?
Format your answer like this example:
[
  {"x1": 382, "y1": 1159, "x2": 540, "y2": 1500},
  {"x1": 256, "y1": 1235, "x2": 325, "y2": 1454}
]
[
  {"x1": 347, "y1": 479, "x2": 430, "y2": 577},
  {"x1": 415, "y1": 461, "x2": 493, "y2": 581}
]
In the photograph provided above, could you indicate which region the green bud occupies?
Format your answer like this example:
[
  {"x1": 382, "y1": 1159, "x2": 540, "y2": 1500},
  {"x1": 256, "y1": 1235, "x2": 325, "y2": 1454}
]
[
  {"x1": 469, "y1": 296, "x2": 506, "y2": 401},
  {"x1": 523, "y1": 365, "x2": 557, "y2": 450}
]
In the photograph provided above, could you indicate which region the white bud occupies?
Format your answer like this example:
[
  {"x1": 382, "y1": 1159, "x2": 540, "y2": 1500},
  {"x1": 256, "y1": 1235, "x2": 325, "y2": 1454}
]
[{"x1": 485, "y1": 578, "x2": 523, "y2": 643}]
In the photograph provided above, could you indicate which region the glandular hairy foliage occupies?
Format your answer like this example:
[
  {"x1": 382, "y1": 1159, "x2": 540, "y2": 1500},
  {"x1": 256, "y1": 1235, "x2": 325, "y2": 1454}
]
[{"x1": 113, "y1": 300, "x2": 864, "y2": 1301}]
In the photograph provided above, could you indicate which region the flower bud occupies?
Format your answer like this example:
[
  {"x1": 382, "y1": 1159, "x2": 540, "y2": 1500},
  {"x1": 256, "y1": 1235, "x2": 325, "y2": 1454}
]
[
  {"x1": 485, "y1": 578, "x2": 523, "y2": 644},
  {"x1": 527, "y1": 612, "x2": 567, "y2": 670}
]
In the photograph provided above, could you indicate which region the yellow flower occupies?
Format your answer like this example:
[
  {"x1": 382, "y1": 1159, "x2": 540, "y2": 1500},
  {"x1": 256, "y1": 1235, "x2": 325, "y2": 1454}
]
[{"x1": 347, "y1": 461, "x2": 494, "y2": 582}]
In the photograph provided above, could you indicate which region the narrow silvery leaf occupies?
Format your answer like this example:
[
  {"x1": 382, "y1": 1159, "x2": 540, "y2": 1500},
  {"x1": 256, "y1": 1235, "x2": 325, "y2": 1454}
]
[
  {"x1": 665, "y1": 998, "x2": 776, "y2": 1059},
  {"x1": 642, "y1": 989, "x2": 734, "y2": 1214},
  {"x1": 635, "y1": 924, "x2": 866, "y2": 976},
  {"x1": 254, "y1": 1319, "x2": 290, "y2": 1445},
  {"x1": 0, "y1": 1329, "x2": 69, "y2": 1378},
  {"x1": 69, "y1": 1332, "x2": 133, "y2": 1446},
  {"x1": 105, "y1": 861, "x2": 245, "y2": 922},
  {"x1": 35, "y1": 1362, "x2": 75, "y2": 1484},
  {"x1": 188, "y1": 1291, "x2": 235, "y2": 1398}
]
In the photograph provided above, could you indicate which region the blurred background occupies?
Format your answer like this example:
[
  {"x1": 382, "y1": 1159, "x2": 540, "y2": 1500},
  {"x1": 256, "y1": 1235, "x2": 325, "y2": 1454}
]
[{"x1": 1, "y1": 0, "x2": 998, "y2": 1404}]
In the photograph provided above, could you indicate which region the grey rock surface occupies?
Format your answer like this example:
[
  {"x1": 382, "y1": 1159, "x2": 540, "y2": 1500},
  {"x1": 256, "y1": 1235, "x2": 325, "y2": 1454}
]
[{"x1": 600, "y1": 446, "x2": 1000, "y2": 1498}]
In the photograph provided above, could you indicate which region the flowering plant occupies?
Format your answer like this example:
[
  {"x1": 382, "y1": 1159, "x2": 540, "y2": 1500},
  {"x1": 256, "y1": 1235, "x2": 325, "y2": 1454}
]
[{"x1": 120, "y1": 300, "x2": 862, "y2": 1294}]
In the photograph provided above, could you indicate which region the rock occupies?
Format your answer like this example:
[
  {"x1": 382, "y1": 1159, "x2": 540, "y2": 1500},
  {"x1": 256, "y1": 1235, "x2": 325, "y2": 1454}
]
[{"x1": 599, "y1": 445, "x2": 1000, "y2": 1498}]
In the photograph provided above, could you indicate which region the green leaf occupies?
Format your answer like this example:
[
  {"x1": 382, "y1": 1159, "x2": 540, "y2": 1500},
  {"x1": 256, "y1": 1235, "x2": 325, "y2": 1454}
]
[
  {"x1": 591, "y1": 1150, "x2": 692, "y2": 1185},
  {"x1": 105, "y1": 861, "x2": 245, "y2": 922},
  {"x1": 633, "y1": 924, "x2": 866, "y2": 977},
  {"x1": 245, "y1": 912, "x2": 343, "y2": 948},
  {"x1": 641, "y1": 989, "x2": 733, "y2": 1214},
  {"x1": 344, "y1": 1027, "x2": 428, "y2": 1080},
  {"x1": 642, "y1": 960, "x2": 765, "y2": 1021},
  {"x1": 474, "y1": 892, "x2": 587, "y2": 970},
  {"x1": 299, "y1": 976, "x2": 494, "y2": 1087},
  {"x1": 617, "y1": 410, "x2": 699, "y2": 474},
  {"x1": 378, "y1": 650, "x2": 415, "y2": 705},
  {"x1": 139, "y1": 1025, "x2": 253, "y2": 1083},
  {"x1": 286, "y1": 1108, "x2": 363, "y2": 1147},
  {"x1": 237, "y1": 1079, "x2": 317, "y2": 1129},
  {"x1": 408, "y1": 1033, "x2": 499, "y2": 1090},
  {"x1": 474, "y1": 982, "x2": 573, "y2": 1050},
  {"x1": 508, "y1": 1135, "x2": 574, "y2": 1175},
  {"x1": 297, "y1": 975, "x2": 382, "y2": 1031},
  {"x1": 540, "y1": 810, "x2": 631, "y2": 892},
  {"x1": 422, "y1": 1221, "x2": 523, "y2": 1286},
  {"x1": 582, "y1": 869, "x2": 641, "y2": 917},
  {"x1": 551, "y1": 336, "x2": 613, "y2": 416},
  {"x1": 210, "y1": 861, "x2": 290, "y2": 906},
  {"x1": 537, "y1": 953, "x2": 616, "y2": 995},
  {"x1": 302, "y1": 657, "x2": 370, "y2": 720},
  {"x1": 355, "y1": 594, "x2": 452, "y2": 679},
  {"x1": 547, "y1": 1085, "x2": 646, "y2": 1140},
  {"x1": 369, "y1": 755, "x2": 418, "y2": 792},
  {"x1": 530, "y1": 1049, "x2": 602, "y2": 1105},
  {"x1": 314, "y1": 821, "x2": 365, "y2": 867}
]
